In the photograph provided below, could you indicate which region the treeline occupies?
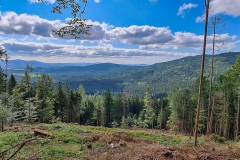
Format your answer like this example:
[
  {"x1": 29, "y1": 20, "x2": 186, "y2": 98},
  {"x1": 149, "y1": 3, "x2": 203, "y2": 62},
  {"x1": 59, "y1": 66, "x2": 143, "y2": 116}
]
[
  {"x1": 0, "y1": 65, "x2": 147, "y2": 127},
  {"x1": 1, "y1": 56, "x2": 240, "y2": 141},
  {"x1": 8, "y1": 52, "x2": 240, "y2": 98},
  {"x1": 48, "y1": 52, "x2": 240, "y2": 97}
]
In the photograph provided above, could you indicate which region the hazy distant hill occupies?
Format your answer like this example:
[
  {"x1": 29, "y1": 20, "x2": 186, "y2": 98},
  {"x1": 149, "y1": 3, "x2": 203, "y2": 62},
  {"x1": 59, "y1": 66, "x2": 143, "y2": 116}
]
[
  {"x1": 6, "y1": 52, "x2": 240, "y2": 97},
  {"x1": 34, "y1": 63, "x2": 141, "y2": 74},
  {"x1": 7, "y1": 63, "x2": 141, "y2": 76},
  {"x1": 4, "y1": 60, "x2": 148, "y2": 69},
  {"x1": 4, "y1": 59, "x2": 96, "y2": 69}
]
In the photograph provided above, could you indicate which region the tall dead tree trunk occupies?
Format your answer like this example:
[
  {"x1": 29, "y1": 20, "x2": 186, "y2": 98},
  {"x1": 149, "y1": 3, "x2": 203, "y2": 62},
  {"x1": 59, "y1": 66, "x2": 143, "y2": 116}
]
[
  {"x1": 194, "y1": 0, "x2": 210, "y2": 147},
  {"x1": 1, "y1": 48, "x2": 9, "y2": 132},
  {"x1": 207, "y1": 17, "x2": 216, "y2": 136},
  {"x1": 236, "y1": 96, "x2": 239, "y2": 138}
]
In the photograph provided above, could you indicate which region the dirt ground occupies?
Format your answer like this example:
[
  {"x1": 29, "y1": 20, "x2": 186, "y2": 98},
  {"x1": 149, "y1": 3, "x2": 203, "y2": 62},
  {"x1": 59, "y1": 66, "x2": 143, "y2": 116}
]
[
  {"x1": 86, "y1": 132, "x2": 240, "y2": 160},
  {"x1": 3, "y1": 123, "x2": 240, "y2": 160}
]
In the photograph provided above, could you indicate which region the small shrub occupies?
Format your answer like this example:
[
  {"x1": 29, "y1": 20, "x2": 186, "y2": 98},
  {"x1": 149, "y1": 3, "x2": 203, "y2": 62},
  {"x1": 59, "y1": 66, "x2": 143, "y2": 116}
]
[
  {"x1": 42, "y1": 145, "x2": 66, "y2": 157},
  {"x1": 111, "y1": 120, "x2": 119, "y2": 128},
  {"x1": 235, "y1": 135, "x2": 240, "y2": 142},
  {"x1": 92, "y1": 142, "x2": 103, "y2": 149},
  {"x1": 40, "y1": 138, "x2": 51, "y2": 146},
  {"x1": 54, "y1": 125, "x2": 63, "y2": 130},
  {"x1": 56, "y1": 133, "x2": 78, "y2": 144},
  {"x1": 210, "y1": 134, "x2": 226, "y2": 143},
  {"x1": 79, "y1": 140, "x2": 85, "y2": 151}
]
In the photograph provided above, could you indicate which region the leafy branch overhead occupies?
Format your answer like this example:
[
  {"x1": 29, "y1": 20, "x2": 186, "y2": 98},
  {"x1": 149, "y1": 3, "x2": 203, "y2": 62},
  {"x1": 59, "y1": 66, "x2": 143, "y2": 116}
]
[
  {"x1": 38, "y1": 0, "x2": 92, "y2": 39},
  {"x1": 0, "y1": 46, "x2": 9, "y2": 62}
]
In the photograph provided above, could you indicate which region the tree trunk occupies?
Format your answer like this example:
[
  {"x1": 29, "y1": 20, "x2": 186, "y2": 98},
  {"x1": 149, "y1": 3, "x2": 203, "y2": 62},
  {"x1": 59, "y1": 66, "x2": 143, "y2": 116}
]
[
  {"x1": 182, "y1": 100, "x2": 185, "y2": 133},
  {"x1": 1, "y1": 121, "x2": 3, "y2": 132},
  {"x1": 194, "y1": 0, "x2": 210, "y2": 147},
  {"x1": 236, "y1": 96, "x2": 239, "y2": 138},
  {"x1": 209, "y1": 95, "x2": 215, "y2": 135},
  {"x1": 207, "y1": 17, "x2": 216, "y2": 136}
]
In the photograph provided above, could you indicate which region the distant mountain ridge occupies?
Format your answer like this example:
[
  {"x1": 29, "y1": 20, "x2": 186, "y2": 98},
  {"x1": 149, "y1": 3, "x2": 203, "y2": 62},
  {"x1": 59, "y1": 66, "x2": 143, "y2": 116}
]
[
  {"x1": 3, "y1": 60, "x2": 149, "y2": 69},
  {"x1": 3, "y1": 59, "x2": 97, "y2": 69},
  {"x1": 5, "y1": 52, "x2": 240, "y2": 97}
]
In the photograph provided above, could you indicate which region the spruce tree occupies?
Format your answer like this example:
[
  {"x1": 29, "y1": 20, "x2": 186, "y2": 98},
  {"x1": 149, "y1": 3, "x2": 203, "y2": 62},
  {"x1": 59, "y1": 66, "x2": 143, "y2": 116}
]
[
  {"x1": 104, "y1": 89, "x2": 112, "y2": 127},
  {"x1": 92, "y1": 95, "x2": 104, "y2": 126},
  {"x1": 76, "y1": 84, "x2": 86, "y2": 125},
  {"x1": 8, "y1": 74, "x2": 17, "y2": 95},
  {"x1": 121, "y1": 88, "x2": 128, "y2": 128},
  {"x1": 35, "y1": 74, "x2": 54, "y2": 123},
  {"x1": 143, "y1": 87, "x2": 155, "y2": 129},
  {"x1": 55, "y1": 82, "x2": 67, "y2": 122},
  {"x1": 111, "y1": 94, "x2": 122, "y2": 127}
]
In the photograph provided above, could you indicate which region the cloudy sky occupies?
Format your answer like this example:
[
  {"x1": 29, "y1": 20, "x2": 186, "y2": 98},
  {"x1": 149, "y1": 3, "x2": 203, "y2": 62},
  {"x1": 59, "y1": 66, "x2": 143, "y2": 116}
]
[{"x1": 0, "y1": 0, "x2": 240, "y2": 64}]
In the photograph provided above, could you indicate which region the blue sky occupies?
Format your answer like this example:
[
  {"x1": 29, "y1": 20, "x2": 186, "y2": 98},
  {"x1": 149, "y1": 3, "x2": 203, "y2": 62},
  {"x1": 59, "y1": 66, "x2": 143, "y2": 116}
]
[{"x1": 0, "y1": 0, "x2": 240, "y2": 64}]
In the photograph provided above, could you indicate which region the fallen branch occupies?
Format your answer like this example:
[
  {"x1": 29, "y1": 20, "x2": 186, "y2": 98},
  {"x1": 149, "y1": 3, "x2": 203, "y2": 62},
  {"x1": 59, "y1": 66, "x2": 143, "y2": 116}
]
[
  {"x1": 25, "y1": 150, "x2": 42, "y2": 160},
  {"x1": 0, "y1": 137, "x2": 38, "y2": 159},
  {"x1": 193, "y1": 147, "x2": 200, "y2": 156}
]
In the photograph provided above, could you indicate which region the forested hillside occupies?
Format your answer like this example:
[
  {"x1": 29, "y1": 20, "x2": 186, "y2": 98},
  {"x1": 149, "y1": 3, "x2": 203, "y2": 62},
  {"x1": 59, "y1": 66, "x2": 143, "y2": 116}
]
[
  {"x1": 1, "y1": 49, "x2": 240, "y2": 141},
  {"x1": 126, "y1": 51, "x2": 240, "y2": 97},
  {"x1": 8, "y1": 51, "x2": 240, "y2": 97}
]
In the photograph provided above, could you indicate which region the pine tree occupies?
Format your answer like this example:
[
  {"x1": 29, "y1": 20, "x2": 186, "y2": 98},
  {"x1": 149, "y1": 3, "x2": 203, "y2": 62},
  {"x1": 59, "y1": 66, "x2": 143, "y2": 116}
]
[
  {"x1": 110, "y1": 94, "x2": 122, "y2": 127},
  {"x1": 0, "y1": 94, "x2": 9, "y2": 128},
  {"x1": 11, "y1": 69, "x2": 35, "y2": 122},
  {"x1": 121, "y1": 88, "x2": 129, "y2": 128},
  {"x1": 157, "y1": 98, "x2": 170, "y2": 130},
  {"x1": 0, "y1": 49, "x2": 9, "y2": 129},
  {"x1": 11, "y1": 86, "x2": 26, "y2": 122},
  {"x1": 83, "y1": 98, "x2": 95, "y2": 125},
  {"x1": 54, "y1": 82, "x2": 67, "y2": 122},
  {"x1": 68, "y1": 91, "x2": 75, "y2": 123},
  {"x1": 23, "y1": 64, "x2": 34, "y2": 122},
  {"x1": 76, "y1": 84, "x2": 86, "y2": 125},
  {"x1": 8, "y1": 74, "x2": 17, "y2": 95},
  {"x1": 35, "y1": 74, "x2": 54, "y2": 123},
  {"x1": 143, "y1": 87, "x2": 155, "y2": 129},
  {"x1": 63, "y1": 83, "x2": 71, "y2": 123},
  {"x1": 167, "y1": 88, "x2": 192, "y2": 134},
  {"x1": 104, "y1": 89, "x2": 112, "y2": 127},
  {"x1": 92, "y1": 95, "x2": 104, "y2": 126}
]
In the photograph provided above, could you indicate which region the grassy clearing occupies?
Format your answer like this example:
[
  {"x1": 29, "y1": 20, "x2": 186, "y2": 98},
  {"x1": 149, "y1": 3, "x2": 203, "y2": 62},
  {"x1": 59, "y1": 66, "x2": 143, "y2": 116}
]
[
  {"x1": 1, "y1": 123, "x2": 240, "y2": 160},
  {"x1": 0, "y1": 132, "x2": 32, "y2": 148}
]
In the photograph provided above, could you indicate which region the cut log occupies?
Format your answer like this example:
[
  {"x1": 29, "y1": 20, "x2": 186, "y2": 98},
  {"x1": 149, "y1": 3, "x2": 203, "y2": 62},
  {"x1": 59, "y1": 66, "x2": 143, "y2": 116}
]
[{"x1": 33, "y1": 129, "x2": 55, "y2": 138}]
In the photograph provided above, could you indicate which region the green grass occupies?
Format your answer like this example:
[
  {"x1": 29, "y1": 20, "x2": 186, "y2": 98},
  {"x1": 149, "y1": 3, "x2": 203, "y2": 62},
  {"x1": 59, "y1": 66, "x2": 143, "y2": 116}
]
[
  {"x1": 0, "y1": 123, "x2": 236, "y2": 159},
  {"x1": 128, "y1": 130, "x2": 196, "y2": 146},
  {"x1": 0, "y1": 132, "x2": 32, "y2": 149}
]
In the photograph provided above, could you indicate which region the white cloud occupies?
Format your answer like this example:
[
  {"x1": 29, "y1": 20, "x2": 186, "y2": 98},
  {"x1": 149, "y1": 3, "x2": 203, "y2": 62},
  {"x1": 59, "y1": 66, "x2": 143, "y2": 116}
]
[
  {"x1": 0, "y1": 12, "x2": 63, "y2": 37},
  {"x1": 196, "y1": 0, "x2": 240, "y2": 22},
  {"x1": 65, "y1": 18, "x2": 72, "y2": 21},
  {"x1": 0, "y1": 12, "x2": 175, "y2": 45},
  {"x1": 149, "y1": 0, "x2": 158, "y2": 2},
  {"x1": 177, "y1": 3, "x2": 198, "y2": 18},
  {"x1": 0, "y1": 38, "x2": 192, "y2": 64},
  {"x1": 0, "y1": 11, "x2": 239, "y2": 64},
  {"x1": 107, "y1": 25, "x2": 174, "y2": 45},
  {"x1": 94, "y1": 0, "x2": 100, "y2": 3},
  {"x1": 139, "y1": 32, "x2": 237, "y2": 51},
  {"x1": 211, "y1": 0, "x2": 240, "y2": 17},
  {"x1": 29, "y1": 0, "x2": 56, "y2": 4},
  {"x1": 0, "y1": 12, "x2": 110, "y2": 40}
]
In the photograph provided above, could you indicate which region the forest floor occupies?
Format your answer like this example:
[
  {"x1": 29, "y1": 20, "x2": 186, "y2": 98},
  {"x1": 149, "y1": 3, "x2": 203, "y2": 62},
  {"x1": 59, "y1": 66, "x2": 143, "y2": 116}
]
[{"x1": 1, "y1": 123, "x2": 240, "y2": 160}]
